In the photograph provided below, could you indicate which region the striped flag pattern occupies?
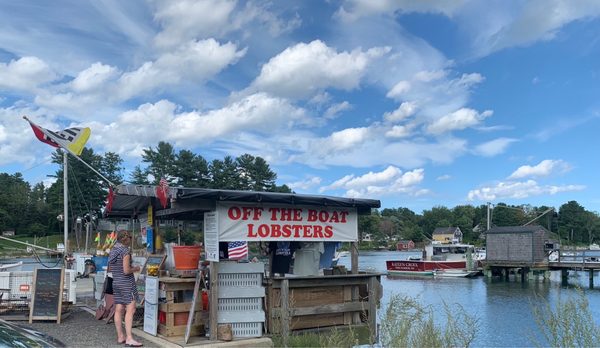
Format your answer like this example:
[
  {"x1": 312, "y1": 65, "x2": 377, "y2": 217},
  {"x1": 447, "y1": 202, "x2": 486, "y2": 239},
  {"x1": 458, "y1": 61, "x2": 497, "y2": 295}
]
[
  {"x1": 24, "y1": 116, "x2": 91, "y2": 156},
  {"x1": 228, "y1": 241, "x2": 248, "y2": 260}
]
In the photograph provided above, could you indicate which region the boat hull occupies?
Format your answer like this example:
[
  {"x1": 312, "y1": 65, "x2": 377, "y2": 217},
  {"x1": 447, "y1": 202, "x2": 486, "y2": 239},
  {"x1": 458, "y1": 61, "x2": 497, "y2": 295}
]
[
  {"x1": 386, "y1": 259, "x2": 482, "y2": 276},
  {"x1": 0, "y1": 261, "x2": 23, "y2": 272},
  {"x1": 435, "y1": 269, "x2": 479, "y2": 278}
]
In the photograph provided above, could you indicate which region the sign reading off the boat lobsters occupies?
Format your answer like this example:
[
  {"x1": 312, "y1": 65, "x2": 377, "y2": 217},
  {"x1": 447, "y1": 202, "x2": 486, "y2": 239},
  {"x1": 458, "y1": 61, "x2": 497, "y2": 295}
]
[{"x1": 216, "y1": 202, "x2": 358, "y2": 241}]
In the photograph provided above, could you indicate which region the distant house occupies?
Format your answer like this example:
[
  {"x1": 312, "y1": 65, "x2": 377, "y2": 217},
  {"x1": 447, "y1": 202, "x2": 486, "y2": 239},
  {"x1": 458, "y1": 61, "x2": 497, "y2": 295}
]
[
  {"x1": 486, "y1": 225, "x2": 552, "y2": 263},
  {"x1": 432, "y1": 227, "x2": 462, "y2": 244},
  {"x1": 396, "y1": 240, "x2": 415, "y2": 251},
  {"x1": 362, "y1": 233, "x2": 373, "y2": 242},
  {"x1": 2, "y1": 230, "x2": 15, "y2": 237}
]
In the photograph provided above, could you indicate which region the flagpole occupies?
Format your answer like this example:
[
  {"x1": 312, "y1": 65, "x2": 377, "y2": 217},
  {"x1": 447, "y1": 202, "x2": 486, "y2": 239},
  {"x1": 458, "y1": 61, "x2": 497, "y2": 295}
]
[{"x1": 63, "y1": 151, "x2": 69, "y2": 262}]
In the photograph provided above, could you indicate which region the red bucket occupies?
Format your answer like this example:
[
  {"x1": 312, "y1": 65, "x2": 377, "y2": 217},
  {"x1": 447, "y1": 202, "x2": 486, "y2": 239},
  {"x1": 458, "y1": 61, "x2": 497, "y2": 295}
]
[{"x1": 172, "y1": 245, "x2": 201, "y2": 270}]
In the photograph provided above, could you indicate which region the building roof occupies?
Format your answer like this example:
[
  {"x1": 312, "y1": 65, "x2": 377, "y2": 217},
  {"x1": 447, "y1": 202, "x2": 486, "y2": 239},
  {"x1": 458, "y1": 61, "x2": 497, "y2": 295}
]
[
  {"x1": 432, "y1": 227, "x2": 460, "y2": 235},
  {"x1": 486, "y1": 225, "x2": 548, "y2": 234},
  {"x1": 106, "y1": 184, "x2": 381, "y2": 218}
]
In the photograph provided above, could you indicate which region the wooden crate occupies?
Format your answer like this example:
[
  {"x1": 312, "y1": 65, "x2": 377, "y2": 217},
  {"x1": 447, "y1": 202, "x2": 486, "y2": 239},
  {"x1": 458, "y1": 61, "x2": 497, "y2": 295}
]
[{"x1": 158, "y1": 277, "x2": 206, "y2": 337}]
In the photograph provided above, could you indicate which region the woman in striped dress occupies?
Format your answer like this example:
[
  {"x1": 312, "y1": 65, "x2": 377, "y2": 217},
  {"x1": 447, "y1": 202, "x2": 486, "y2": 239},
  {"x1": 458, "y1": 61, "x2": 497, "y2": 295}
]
[{"x1": 108, "y1": 231, "x2": 142, "y2": 347}]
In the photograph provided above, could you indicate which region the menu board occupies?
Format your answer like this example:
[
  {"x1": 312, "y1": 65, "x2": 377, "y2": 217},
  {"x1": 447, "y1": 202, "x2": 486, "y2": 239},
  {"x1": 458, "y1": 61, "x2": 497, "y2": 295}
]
[
  {"x1": 29, "y1": 268, "x2": 65, "y2": 323},
  {"x1": 143, "y1": 276, "x2": 159, "y2": 336},
  {"x1": 204, "y1": 211, "x2": 219, "y2": 262}
]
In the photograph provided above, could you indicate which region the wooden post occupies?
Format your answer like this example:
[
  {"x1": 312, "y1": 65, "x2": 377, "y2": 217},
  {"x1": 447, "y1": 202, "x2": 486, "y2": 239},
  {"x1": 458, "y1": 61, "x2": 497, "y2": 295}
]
[
  {"x1": 209, "y1": 261, "x2": 219, "y2": 341},
  {"x1": 589, "y1": 270, "x2": 594, "y2": 289},
  {"x1": 351, "y1": 242, "x2": 360, "y2": 323},
  {"x1": 561, "y1": 269, "x2": 568, "y2": 286},
  {"x1": 351, "y1": 242, "x2": 359, "y2": 274},
  {"x1": 281, "y1": 279, "x2": 290, "y2": 347},
  {"x1": 368, "y1": 276, "x2": 377, "y2": 344}
]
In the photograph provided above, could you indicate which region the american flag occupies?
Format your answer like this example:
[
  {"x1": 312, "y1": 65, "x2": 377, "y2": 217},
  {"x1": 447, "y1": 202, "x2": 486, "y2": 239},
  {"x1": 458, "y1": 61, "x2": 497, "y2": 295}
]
[{"x1": 228, "y1": 241, "x2": 248, "y2": 260}]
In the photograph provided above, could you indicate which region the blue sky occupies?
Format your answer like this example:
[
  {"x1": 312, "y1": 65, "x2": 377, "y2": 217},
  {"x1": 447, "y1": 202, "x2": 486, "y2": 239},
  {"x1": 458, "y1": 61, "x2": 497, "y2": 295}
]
[{"x1": 1, "y1": 0, "x2": 599, "y2": 213}]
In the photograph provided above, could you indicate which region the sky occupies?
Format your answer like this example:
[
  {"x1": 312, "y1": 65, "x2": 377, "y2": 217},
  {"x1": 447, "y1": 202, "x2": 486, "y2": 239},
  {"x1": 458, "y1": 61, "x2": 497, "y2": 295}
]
[{"x1": 1, "y1": 0, "x2": 600, "y2": 214}]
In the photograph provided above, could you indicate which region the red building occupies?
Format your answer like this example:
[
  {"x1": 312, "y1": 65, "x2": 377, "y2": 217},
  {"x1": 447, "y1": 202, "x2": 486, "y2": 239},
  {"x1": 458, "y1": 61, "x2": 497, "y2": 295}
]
[{"x1": 396, "y1": 240, "x2": 415, "y2": 251}]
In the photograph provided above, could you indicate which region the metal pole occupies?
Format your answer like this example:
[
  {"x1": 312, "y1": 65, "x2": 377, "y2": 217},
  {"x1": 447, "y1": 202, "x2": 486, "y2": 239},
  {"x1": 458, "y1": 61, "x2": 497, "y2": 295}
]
[
  {"x1": 63, "y1": 152, "x2": 69, "y2": 262},
  {"x1": 487, "y1": 202, "x2": 491, "y2": 231}
]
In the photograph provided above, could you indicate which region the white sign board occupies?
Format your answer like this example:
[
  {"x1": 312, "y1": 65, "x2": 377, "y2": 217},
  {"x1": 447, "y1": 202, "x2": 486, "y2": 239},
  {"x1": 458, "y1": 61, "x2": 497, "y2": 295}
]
[
  {"x1": 204, "y1": 211, "x2": 219, "y2": 262},
  {"x1": 143, "y1": 276, "x2": 159, "y2": 336},
  {"x1": 217, "y1": 202, "x2": 358, "y2": 241}
]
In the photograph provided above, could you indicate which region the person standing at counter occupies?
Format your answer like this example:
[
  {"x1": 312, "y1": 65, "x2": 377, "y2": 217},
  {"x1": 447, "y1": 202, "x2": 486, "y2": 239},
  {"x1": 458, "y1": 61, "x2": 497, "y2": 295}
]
[
  {"x1": 269, "y1": 241, "x2": 300, "y2": 276},
  {"x1": 108, "y1": 231, "x2": 143, "y2": 347}
]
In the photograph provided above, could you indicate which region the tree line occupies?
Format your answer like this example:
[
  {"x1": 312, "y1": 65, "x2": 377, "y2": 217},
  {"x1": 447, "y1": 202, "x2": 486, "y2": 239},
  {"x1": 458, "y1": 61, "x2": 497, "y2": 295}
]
[
  {"x1": 1, "y1": 141, "x2": 599, "y2": 245},
  {"x1": 0, "y1": 141, "x2": 290, "y2": 236},
  {"x1": 362, "y1": 201, "x2": 600, "y2": 246}
]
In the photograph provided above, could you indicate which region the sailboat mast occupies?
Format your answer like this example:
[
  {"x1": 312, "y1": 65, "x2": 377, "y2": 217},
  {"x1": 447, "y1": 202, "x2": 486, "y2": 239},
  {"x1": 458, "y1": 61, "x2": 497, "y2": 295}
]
[{"x1": 63, "y1": 151, "x2": 69, "y2": 259}]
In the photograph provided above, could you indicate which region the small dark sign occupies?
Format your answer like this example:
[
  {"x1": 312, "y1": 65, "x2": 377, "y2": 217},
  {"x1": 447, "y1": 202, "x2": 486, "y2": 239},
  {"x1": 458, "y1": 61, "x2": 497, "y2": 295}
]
[{"x1": 29, "y1": 268, "x2": 65, "y2": 323}]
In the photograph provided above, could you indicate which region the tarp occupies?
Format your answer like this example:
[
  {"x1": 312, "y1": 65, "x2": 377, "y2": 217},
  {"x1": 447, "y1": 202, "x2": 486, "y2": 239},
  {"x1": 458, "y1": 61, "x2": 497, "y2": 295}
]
[{"x1": 106, "y1": 185, "x2": 380, "y2": 218}]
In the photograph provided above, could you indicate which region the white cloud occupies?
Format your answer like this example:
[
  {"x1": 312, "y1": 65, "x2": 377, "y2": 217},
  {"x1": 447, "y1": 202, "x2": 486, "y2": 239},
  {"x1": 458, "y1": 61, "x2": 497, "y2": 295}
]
[
  {"x1": 426, "y1": 108, "x2": 493, "y2": 135},
  {"x1": 466, "y1": 1, "x2": 600, "y2": 57},
  {"x1": 467, "y1": 179, "x2": 585, "y2": 201},
  {"x1": 335, "y1": 0, "x2": 466, "y2": 22},
  {"x1": 473, "y1": 137, "x2": 518, "y2": 157},
  {"x1": 287, "y1": 176, "x2": 322, "y2": 191},
  {"x1": 386, "y1": 70, "x2": 489, "y2": 122},
  {"x1": 385, "y1": 125, "x2": 412, "y2": 138},
  {"x1": 249, "y1": 40, "x2": 390, "y2": 99},
  {"x1": 117, "y1": 39, "x2": 246, "y2": 100},
  {"x1": 437, "y1": 174, "x2": 451, "y2": 181},
  {"x1": 71, "y1": 62, "x2": 120, "y2": 93},
  {"x1": 320, "y1": 166, "x2": 426, "y2": 198},
  {"x1": 0, "y1": 57, "x2": 56, "y2": 92},
  {"x1": 384, "y1": 101, "x2": 417, "y2": 122},
  {"x1": 90, "y1": 93, "x2": 307, "y2": 157},
  {"x1": 153, "y1": 0, "x2": 300, "y2": 48},
  {"x1": 508, "y1": 159, "x2": 572, "y2": 179},
  {"x1": 324, "y1": 101, "x2": 352, "y2": 119},
  {"x1": 153, "y1": 0, "x2": 238, "y2": 48}
]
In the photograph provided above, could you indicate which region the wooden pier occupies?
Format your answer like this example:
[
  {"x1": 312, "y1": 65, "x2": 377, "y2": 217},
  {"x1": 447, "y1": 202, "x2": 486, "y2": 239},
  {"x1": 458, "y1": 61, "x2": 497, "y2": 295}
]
[{"x1": 484, "y1": 250, "x2": 600, "y2": 288}]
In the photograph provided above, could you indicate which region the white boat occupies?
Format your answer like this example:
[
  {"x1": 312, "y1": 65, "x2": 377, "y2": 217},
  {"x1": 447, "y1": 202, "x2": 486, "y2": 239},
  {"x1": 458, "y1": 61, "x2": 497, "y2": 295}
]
[
  {"x1": 387, "y1": 241, "x2": 483, "y2": 276},
  {"x1": 435, "y1": 269, "x2": 479, "y2": 278},
  {"x1": 0, "y1": 261, "x2": 23, "y2": 272},
  {"x1": 589, "y1": 243, "x2": 600, "y2": 250}
]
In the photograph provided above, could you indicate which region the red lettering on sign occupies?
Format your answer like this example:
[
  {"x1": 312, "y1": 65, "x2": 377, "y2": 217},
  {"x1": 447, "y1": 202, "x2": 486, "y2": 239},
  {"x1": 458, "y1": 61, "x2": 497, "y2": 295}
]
[
  {"x1": 247, "y1": 224, "x2": 257, "y2": 237},
  {"x1": 245, "y1": 223, "x2": 336, "y2": 239},
  {"x1": 228, "y1": 206, "x2": 241, "y2": 220}
]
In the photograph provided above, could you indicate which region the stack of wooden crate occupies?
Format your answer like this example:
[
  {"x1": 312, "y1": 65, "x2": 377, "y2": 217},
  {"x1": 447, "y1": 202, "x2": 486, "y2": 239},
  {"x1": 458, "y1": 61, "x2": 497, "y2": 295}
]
[{"x1": 157, "y1": 277, "x2": 206, "y2": 337}]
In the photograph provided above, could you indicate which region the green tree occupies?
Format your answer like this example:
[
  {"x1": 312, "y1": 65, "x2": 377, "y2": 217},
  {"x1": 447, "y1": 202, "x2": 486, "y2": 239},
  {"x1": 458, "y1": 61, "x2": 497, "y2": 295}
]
[
  {"x1": 209, "y1": 156, "x2": 240, "y2": 190},
  {"x1": 129, "y1": 165, "x2": 149, "y2": 184},
  {"x1": 558, "y1": 201, "x2": 587, "y2": 244},
  {"x1": 173, "y1": 149, "x2": 209, "y2": 187},
  {"x1": 141, "y1": 141, "x2": 176, "y2": 183},
  {"x1": 420, "y1": 206, "x2": 453, "y2": 238},
  {"x1": 0, "y1": 173, "x2": 30, "y2": 234},
  {"x1": 236, "y1": 154, "x2": 277, "y2": 191},
  {"x1": 491, "y1": 203, "x2": 526, "y2": 227},
  {"x1": 452, "y1": 205, "x2": 477, "y2": 242}
]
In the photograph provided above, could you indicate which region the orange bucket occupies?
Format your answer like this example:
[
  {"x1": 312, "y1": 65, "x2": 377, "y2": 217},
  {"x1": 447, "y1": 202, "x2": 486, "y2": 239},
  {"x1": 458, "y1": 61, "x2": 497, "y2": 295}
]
[{"x1": 172, "y1": 245, "x2": 201, "y2": 270}]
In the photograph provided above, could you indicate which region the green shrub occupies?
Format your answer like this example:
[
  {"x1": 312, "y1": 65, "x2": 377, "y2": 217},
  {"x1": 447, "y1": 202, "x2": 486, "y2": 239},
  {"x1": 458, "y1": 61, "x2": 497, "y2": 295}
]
[
  {"x1": 532, "y1": 288, "x2": 600, "y2": 347},
  {"x1": 379, "y1": 293, "x2": 479, "y2": 348}
]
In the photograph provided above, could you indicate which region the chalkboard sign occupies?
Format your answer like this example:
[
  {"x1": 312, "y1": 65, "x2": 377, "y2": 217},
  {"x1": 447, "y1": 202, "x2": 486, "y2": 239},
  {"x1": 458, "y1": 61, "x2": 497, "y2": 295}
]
[{"x1": 29, "y1": 268, "x2": 65, "y2": 323}]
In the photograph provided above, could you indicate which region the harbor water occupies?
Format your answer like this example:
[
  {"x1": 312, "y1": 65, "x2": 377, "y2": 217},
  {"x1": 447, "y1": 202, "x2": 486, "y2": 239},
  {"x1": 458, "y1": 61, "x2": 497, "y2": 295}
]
[{"x1": 339, "y1": 250, "x2": 600, "y2": 347}]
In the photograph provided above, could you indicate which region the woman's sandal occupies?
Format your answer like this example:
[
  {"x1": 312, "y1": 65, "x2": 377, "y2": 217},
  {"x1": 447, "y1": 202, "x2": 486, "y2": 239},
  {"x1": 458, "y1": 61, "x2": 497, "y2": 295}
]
[{"x1": 124, "y1": 341, "x2": 143, "y2": 347}]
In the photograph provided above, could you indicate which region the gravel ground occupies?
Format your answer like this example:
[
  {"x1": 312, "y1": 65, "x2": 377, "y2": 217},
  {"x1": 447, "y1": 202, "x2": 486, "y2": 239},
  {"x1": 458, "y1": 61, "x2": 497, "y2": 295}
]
[{"x1": 21, "y1": 307, "x2": 159, "y2": 348}]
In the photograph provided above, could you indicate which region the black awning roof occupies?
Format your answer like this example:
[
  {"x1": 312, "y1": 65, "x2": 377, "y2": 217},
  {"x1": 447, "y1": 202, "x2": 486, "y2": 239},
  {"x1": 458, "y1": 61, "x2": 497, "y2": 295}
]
[{"x1": 106, "y1": 185, "x2": 380, "y2": 217}]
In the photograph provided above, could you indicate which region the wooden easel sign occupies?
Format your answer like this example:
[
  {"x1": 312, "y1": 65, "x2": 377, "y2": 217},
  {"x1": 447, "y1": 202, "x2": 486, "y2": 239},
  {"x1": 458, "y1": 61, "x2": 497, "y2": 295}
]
[{"x1": 29, "y1": 268, "x2": 65, "y2": 323}]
